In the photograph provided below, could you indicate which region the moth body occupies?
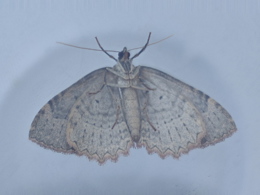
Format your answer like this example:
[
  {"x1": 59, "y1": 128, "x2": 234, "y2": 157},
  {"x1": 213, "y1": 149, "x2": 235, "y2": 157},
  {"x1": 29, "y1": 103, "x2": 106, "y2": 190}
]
[
  {"x1": 121, "y1": 87, "x2": 141, "y2": 142},
  {"x1": 107, "y1": 48, "x2": 148, "y2": 142}
]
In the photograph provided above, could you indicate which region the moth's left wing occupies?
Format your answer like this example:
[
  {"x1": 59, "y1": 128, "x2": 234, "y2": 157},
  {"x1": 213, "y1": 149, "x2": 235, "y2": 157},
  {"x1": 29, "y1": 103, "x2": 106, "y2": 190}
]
[
  {"x1": 66, "y1": 83, "x2": 133, "y2": 164},
  {"x1": 30, "y1": 68, "x2": 133, "y2": 164},
  {"x1": 29, "y1": 68, "x2": 108, "y2": 154}
]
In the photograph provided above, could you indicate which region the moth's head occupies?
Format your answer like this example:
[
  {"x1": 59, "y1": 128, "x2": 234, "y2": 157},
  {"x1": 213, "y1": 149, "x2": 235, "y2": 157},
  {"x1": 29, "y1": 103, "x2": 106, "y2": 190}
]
[
  {"x1": 93, "y1": 32, "x2": 152, "y2": 63},
  {"x1": 118, "y1": 47, "x2": 130, "y2": 61}
]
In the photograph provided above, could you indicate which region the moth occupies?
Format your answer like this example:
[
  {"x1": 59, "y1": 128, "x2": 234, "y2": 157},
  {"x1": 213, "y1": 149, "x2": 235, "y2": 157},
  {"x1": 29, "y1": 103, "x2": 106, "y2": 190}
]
[{"x1": 29, "y1": 33, "x2": 237, "y2": 164}]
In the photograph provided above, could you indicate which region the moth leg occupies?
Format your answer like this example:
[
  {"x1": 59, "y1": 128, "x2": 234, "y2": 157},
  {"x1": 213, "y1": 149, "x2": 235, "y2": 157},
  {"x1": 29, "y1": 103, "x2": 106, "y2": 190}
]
[
  {"x1": 88, "y1": 84, "x2": 105, "y2": 95},
  {"x1": 139, "y1": 77, "x2": 156, "y2": 90},
  {"x1": 142, "y1": 95, "x2": 157, "y2": 131},
  {"x1": 112, "y1": 105, "x2": 120, "y2": 129},
  {"x1": 129, "y1": 66, "x2": 141, "y2": 79},
  {"x1": 106, "y1": 86, "x2": 122, "y2": 130},
  {"x1": 106, "y1": 83, "x2": 129, "y2": 88},
  {"x1": 88, "y1": 70, "x2": 108, "y2": 95},
  {"x1": 106, "y1": 83, "x2": 152, "y2": 91},
  {"x1": 140, "y1": 81, "x2": 156, "y2": 91},
  {"x1": 131, "y1": 85, "x2": 152, "y2": 91},
  {"x1": 89, "y1": 82, "x2": 122, "y2": 130}
]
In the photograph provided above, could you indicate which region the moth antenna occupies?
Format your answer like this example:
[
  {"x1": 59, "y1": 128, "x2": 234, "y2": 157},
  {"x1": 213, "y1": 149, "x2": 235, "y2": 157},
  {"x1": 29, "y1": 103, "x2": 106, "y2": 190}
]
[
  {"x1": 128, "y1": 34, "x2": 174, "y2": 51},
  {"x1": 57, "y1": 42, "x2": 119, "y2": 53},
  {"x1": 95, "y1": 37, "x2": 118, "y2": 62},
  {"x1": 130, "y1": 32, "x2": 151, "y2": 61},
  {"x1": 57, "y1": 33, "x2": 173, "y2": 61}
]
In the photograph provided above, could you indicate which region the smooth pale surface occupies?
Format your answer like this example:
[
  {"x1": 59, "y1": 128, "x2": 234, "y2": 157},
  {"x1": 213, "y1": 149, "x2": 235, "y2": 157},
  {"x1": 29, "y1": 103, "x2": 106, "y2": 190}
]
[{"x1": 0, "y1": 1, "x2": 259, "y2": 194}]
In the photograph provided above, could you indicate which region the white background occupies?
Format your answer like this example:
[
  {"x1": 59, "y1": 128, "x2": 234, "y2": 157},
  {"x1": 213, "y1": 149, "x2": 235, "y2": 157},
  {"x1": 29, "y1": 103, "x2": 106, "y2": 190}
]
[{"x1": 1, "y1": 1, "x2": 259, "y2": 194}]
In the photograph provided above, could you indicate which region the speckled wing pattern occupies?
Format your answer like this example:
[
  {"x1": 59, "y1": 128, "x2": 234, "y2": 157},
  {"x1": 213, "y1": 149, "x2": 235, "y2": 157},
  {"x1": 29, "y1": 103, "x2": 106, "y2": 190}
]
[
  {"x1": 66, "y1": 82, "x2": 133, "y2": 164},
  {"x1": 29, "y1": 68, "x2": 133, "y2": 164},
  {"x1": 30, "y1": 65, "x2": 236, "y2": 164},
  {"x1": 137, "y1": 66, "x2": 237, "y2": 158}
]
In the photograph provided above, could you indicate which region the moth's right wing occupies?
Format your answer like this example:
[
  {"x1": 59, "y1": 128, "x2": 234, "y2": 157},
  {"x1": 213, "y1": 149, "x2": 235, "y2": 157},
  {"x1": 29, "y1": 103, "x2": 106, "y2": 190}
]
[{"x1": 137, "y1": 66, "x2": 236, "y2": 158}]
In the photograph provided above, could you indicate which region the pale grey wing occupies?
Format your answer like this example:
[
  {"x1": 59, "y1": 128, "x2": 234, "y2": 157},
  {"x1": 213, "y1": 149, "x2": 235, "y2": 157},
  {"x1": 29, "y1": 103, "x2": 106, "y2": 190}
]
[
  {"x1": 66, "y1": 83, "x2": 133, "y2": 164},
  {"x1": 137, "y1": 77, "x2": 207, "y2": 158},
  {"x1": 29, "y1": 68, "x2": 108, "y2": 153},
  {"x1": 138, "y1": 66, "x2": 237, "y2": 158},
  {"x1": 30, "y1": 68, "x2": 133, "y2": 164}
]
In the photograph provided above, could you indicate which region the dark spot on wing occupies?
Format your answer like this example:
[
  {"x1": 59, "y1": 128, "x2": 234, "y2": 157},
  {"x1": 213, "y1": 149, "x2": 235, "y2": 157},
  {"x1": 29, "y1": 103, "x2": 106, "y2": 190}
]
[
  {"x1": 61, "y1": 91, "x2": 66, "y2": 96},
  {"x1": 197, "y1": 90, "x2": 203, "y2": 96},
  {"x1": 39, "y1": 109, "x2": 45, "y2": 115},
  {"x1": 204, "y1": 94, "x2": 209, "y2": 101},
  {"x1": 215, "y1": 102, "x2": 221, "y2": 108},
  {"x1": 201, "y1": 137, "x2": 207, "y2": 145},
  {"x1": 48, "y1": 99, "x2": 54, "y2": 111}
]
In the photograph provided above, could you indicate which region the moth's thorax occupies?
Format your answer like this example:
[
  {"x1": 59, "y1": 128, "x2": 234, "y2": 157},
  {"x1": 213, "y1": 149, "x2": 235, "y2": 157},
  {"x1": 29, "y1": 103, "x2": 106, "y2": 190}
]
[
  {"x1": 111, "y1": 60, "x2": 139, "y2": 79},
  {"x1": 119, "y1": 60, "x2": 133, "y2": 73}
]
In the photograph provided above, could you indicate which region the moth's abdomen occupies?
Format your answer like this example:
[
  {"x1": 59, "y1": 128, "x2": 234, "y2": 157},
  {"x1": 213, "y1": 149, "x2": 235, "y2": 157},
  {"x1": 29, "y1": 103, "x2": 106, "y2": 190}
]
[{"x1": 121, "y1": 88, "x2": 141, "y2": 142}]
